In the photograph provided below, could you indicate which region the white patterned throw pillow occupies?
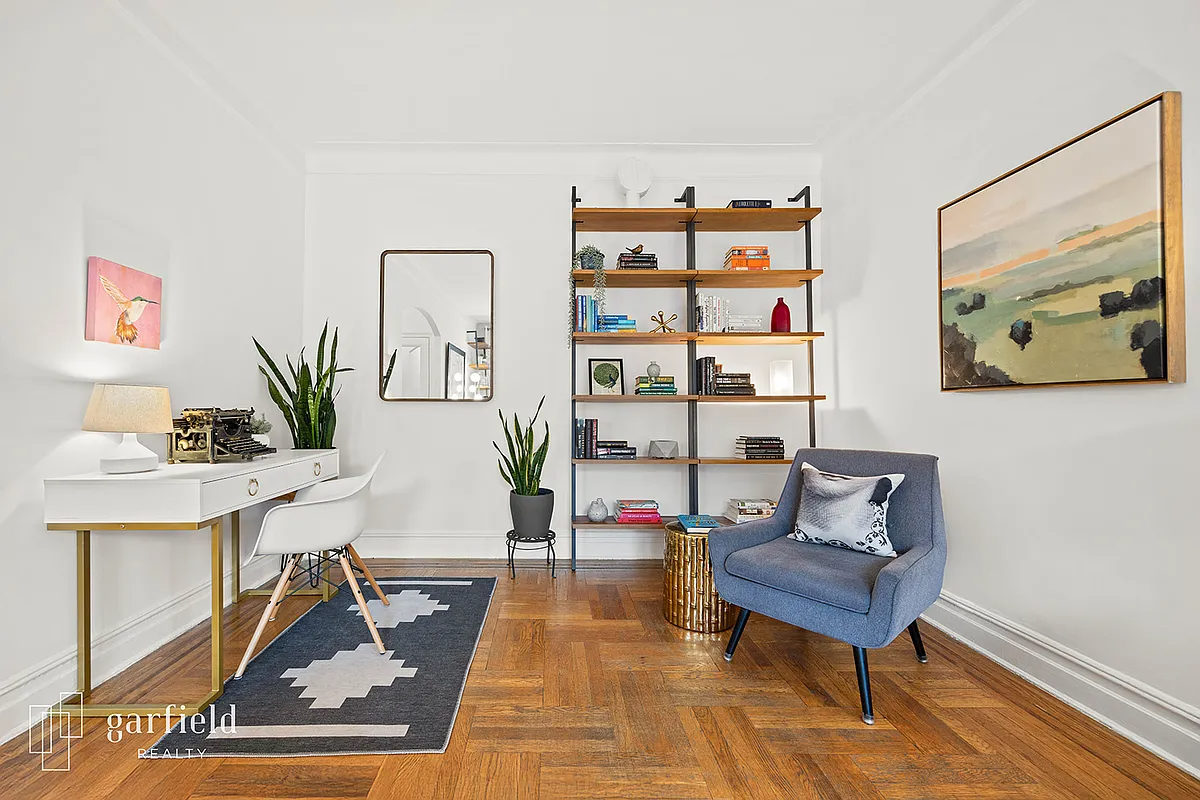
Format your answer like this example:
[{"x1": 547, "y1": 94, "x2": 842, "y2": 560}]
[{"x1": 788, "y1": 463, "x2": 905, "y2": 557}]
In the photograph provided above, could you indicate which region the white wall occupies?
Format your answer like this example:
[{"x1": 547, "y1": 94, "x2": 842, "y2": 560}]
[
  {"x1": 0, "y1": 2, "x2": 304, "y2": 740},
  {"x1": 821, "y1": 0, "x2": 1200, "y2": 774},
  {"x1": 304, "y1": 147, "x2": 823, "y2": 560}
]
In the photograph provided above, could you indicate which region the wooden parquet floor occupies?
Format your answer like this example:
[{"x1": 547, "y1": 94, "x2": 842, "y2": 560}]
[{"x1": 1, "y1": 562, "x2": 1197, "y2": 799}]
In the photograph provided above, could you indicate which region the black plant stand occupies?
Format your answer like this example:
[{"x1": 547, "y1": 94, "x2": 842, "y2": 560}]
[{"x1": 506, "y1": 530, "x2": 556, "y2": 579}]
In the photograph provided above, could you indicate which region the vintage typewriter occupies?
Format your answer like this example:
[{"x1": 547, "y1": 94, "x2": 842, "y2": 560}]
[{"x1": 168, "y1": 407, "x2": 277, "y2": 464}]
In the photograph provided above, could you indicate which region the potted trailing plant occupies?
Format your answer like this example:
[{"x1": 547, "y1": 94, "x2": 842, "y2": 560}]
[
  {"x1": 254, "y1": 321, "x2": 352, "y2": 449},
  {"x1": 494, "y1": 396, "x2": 552, "y2": 536},
  {"x1": 569, "y1": 245, "x2": 606, "y2": 345}
]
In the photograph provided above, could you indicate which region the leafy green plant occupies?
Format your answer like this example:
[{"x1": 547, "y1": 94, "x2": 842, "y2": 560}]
[
  {"x1": 254, "y1": 321, "x2": 352, "y2": 449},
  {"x1": 248, "y1": 413, "x2": 273, "y2": 435},
  {"x1": 494, "y1": 396, "x2": 550, "y2": 495},
  {"x1": 382, "y1": 349, "x2": 398, "y2": 393}
]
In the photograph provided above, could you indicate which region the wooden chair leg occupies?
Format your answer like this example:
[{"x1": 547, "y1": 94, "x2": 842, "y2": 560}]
[
  {"x1": 347, "y1": 543, "x2": 389, "y2": 605},
  {"x1": 340, "y1": 554, "x2": 386, "y2": 654},
  {"x1": 236, "y1": 554, "x2": 299, "y2": 679},
  {"x1": 269, "y1": 556, "x2": 300, "y2": 621}
]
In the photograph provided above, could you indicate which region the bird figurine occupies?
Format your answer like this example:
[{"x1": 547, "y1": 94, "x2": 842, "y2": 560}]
[
  {"x1": 625, "y1": 244, "x2": 644, "y2": 255},
  {"x1": 650, "y1": 311, "x2": 678, "y2": 334},
  {"x1": 100, "y1": 274, "x2": 158, "y2": 344}
]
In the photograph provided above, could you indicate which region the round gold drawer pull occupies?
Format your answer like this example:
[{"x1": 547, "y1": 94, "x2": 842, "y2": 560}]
[
  {"x1": 248, "y1": 478, "x2": 259, "y2": 497},
  {"x1": 313, "y1": 462, "x2": 322, "y2": 476}
]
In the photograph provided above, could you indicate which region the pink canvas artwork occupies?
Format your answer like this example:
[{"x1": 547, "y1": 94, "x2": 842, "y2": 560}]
[{"x1": 85, "y1": 257, "x2": 162, "y2": 349}]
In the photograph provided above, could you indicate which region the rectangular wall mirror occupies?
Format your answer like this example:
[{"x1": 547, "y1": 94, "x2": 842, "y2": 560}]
[{"x1": 379, "y1": 250, "x2": 494, "y2": 401}]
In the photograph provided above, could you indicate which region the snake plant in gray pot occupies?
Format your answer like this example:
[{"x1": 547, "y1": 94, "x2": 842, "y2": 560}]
[{"x1": 494, "y1": 396, "x2": 552, "y2": 536}]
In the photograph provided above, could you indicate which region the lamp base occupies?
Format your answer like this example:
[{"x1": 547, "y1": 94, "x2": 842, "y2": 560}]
[{"x1": 99, "y1": 433, "x2": 160, "y2": 474}]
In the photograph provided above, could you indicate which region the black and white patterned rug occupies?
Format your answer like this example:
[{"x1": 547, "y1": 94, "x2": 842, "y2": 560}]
[{"x1": 144, "y1": 577, "x2": 495, "y2": 757}]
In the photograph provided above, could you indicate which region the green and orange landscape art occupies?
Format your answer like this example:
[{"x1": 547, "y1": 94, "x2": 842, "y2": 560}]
[{"x1": 938, "y1": 94, "x2": 1183, "y2": 390}]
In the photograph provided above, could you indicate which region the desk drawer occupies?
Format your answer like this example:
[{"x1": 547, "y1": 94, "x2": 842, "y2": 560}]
[
  {"x1": 201, "y1": 467, "x2": 291, "y2": 518},
  {"x1": 289, "y1": 452, "x2": 338, "y2": 487}
]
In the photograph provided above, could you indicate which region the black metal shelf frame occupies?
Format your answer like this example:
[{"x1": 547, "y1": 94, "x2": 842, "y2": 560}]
[{"x1": 569, "y1": 185, "x2": 818, "y2": 571}]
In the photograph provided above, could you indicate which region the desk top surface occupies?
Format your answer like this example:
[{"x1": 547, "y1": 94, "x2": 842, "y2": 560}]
[{"x1": 46, "y1": 449, "x2": 338, "y2": 484}]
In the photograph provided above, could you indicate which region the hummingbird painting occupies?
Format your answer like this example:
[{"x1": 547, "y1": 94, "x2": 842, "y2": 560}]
[
  {"x1": 100, "y1": 274, "x2": 158, "y2": 344},
  {"x1": 85, "y1": 257, "x2": 162, "y2": 349}
]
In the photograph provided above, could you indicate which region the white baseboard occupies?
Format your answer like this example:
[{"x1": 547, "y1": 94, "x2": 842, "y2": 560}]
[
  {"x1": 924, "y1": 591, "x2": 1200, "y2": 779},
  {"x1": 0, "y1": 556, "x2": 279, "y2": 745},
  {"x1": 355, "y1": 530, "x2": 665, "y2": 561}
]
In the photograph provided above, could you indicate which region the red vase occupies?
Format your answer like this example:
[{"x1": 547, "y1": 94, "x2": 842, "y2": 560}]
[{"x1": 770, "y1": 297, "x2": 791, "y2": 332}]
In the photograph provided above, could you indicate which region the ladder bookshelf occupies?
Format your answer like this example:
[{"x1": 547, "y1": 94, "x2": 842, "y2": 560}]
[{"x1": 569, "y1": 185, "x2": 823, "y2": 570}]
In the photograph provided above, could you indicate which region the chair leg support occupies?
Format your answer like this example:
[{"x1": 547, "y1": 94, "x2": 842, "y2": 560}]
[
  {"x1": 340, "y1": 554, "x2": 386, "y2": 654},
  {"x1": 907, "y1": 620, "x2": 928, "y2": 663},
  {"x1": 236, "y1": 555, "x2": 299, "y2": 679},
  {"x1": 852, "y1": 646, "x2": 874, "y2": 725},
  {"x1": 724, "y1": 609, "x2": 751, "y2": 662},
  {"x1": 347, "y1": 544, "x2": 389, "y2": 606}
]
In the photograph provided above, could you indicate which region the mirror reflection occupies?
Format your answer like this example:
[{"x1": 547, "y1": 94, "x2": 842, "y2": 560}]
[{"x1": 379, "y1": 250, "x2": 493, "y2": 401}]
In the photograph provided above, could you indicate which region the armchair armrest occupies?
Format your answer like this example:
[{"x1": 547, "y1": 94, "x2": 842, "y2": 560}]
[
  {"x1": 708, "y1": 515, "x2": 790, "y2": 570},
  {"x1": 868, "y1": 542, "x2": 945, "y2": 638}
]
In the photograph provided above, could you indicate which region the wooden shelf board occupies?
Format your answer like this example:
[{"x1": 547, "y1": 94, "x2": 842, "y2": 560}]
[
  {"x1": 573, "y1": 332, "x2": 691, "y2": 344},
  {"x1": 699, "y1": 458, "x2": 793, "y2": 465},
  {"x1": 694, "y1": 332, "x2": 824, "y2": 345},
  {"x1": 693, "y1": 269, "x2": 822, "y2": 288},
  {"x1": 571, "y1": 515, "x2": 737, "y2": 530},
  {"x1": 572, "y1": 458, "x2": 699, "y2": 465},
  {"x1": 467, "y1": 341, "x2": 490, "y2": 350},
  {"x1": 572, "y1": 515, "x2": 674, "y2": 531},
  {"x1": 573, "y1": 208, "x2": 693, "y2": 232},
  {"x1": 573, "y1": 206, "x2": 821, "y2": 233},
  {"x1": 693, "y1": 207, "x2": 822, "y2": 231},
  {"x1": 697, "y1": 394, "x2": 825, "y2": 403},
  {"x1": 573, "y1": 268, "x2": 822, "y2": 289},
  {"x1": 573, "y1": 394, "x2": 696, "y2": 402},
  {"x1": 573, "y1": 269, "x2": 692, "y2": 288}
]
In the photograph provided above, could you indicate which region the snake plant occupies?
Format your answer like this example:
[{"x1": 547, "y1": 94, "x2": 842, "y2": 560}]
[
  {"x1": 494, "y1": 396, "x2": 550, "y2": 495},
  {"x1": 254, "y1": 321, "x2": 352, "y2": 449}
]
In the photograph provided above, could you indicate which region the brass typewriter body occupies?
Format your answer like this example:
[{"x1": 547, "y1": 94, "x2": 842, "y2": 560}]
[{"x1": 168, "y1": 408, "x2": 278, "y2": 464}]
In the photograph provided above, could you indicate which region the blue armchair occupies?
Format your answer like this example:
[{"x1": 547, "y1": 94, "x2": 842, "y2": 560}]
[{"x1": 710, "y1": 448, "x2": 947, "y2": 724}]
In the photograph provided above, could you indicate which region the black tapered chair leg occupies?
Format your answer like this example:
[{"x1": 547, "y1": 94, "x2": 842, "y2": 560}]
[
  {"x1": 907, "y1": 620, "x2": 928, "y2": 663},
  {"x1": 852, "y1": 646, "x2": 874, "y2": 725},
  {"x1": 723, "y1": 609, "x2": 751, "y2": 662}
]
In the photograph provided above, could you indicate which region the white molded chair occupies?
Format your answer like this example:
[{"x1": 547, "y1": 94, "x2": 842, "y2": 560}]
[{"x1": 235, "y1": 453, "x2": 389, "y2": 679}]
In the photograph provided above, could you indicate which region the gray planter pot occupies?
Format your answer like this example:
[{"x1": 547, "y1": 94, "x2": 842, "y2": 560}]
[{"x1": 509, "y1": 488, "x2": 554, "y2": 536}]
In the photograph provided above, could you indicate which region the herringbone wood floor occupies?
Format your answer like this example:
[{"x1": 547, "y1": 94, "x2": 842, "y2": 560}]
[{"x1": 2, "y1": 562, "x2": 1197, "y2": 799}]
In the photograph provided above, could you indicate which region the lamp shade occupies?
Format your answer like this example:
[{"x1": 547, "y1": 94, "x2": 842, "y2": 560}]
[{"x1": 82, "y1": 384, "x2": 173, "y2": 434}]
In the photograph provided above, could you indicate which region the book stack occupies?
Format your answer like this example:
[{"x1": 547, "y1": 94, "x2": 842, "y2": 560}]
[
  {"x1": 727, "y1": 199, "x2": 772, "y2": 208},
  {"x1": 635, "y1": 374, "x2": 677, "y2": 395},
  {"x1": 677, "y1": 514, "x2": 722, "y2": 534},
  {"x1": 726, "y1": 498, "x2": 778, "y2": 523},
  {"x1": 724, "y1": 245, "x2": 770, "y2": 271},
  {"x1": 696, "y1": 357, "x2": 757, "y2": 396},
  {"x1": 617, "y1": 251, "x2": 659, "y2": 270},
  {"x1": 597, "y1": 314, "x2": 636, "y2": 333},
  {"x1": 696, "y1": 293, "x2": 728, "y2": 332},
  {"x1": 735, "y1": 436, "x2": 785, "y2": 460},
  {"x1": 574, "y1": 419, "x2": 638, "y2": 459},
  {"x1": 575, "y1": 296, "x2": 599, "y2": 332},
  {"x1": 614, "y1": 500, "x2": 661, "y2": 525},
  {"x1": 726, "y1": 314, "x2": 765, "y2": 333}
]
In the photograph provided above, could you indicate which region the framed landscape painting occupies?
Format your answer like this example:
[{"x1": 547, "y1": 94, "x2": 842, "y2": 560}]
[{"x1": 938, "y1": 92, "x2": 1184, "y2": 390}]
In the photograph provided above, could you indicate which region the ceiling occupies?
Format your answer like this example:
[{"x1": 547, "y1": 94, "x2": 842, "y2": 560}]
[{"x1": 130, "y1": 0, "x2": 1017, "y2": 152}]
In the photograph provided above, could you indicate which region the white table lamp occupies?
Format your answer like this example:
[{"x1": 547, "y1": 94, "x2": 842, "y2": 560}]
[{"x1": 82, "y1": 384, "x2": 173, "y2": 473}]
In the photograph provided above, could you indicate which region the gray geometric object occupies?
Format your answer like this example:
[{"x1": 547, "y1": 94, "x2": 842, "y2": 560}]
[{"x1": 648, "y1": 439, "x2": 679, "y2": 459}]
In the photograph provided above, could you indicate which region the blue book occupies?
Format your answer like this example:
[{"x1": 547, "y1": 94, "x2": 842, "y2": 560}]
[{"x1": 677, "y1": 514, "x2": 722, "y2": 533}]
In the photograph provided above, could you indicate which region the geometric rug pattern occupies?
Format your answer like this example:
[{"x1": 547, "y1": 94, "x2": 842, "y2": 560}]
[{"x1": 144, "y1": 577, "x2": 494, "y2": 757}]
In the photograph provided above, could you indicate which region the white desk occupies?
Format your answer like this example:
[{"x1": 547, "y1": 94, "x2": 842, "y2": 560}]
[{"x1": 45, "y1": 448, "x2": 339, "y2": 718}]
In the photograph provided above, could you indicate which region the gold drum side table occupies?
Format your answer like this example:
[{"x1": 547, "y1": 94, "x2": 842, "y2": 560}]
[{"x1": 663, "y1": 521, "x2": 735, "y2": 632}]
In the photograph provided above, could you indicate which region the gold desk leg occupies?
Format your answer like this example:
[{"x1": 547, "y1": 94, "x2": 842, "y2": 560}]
[
  {"x1": 61, "y1": 523, "x2": 226, "y2": 718},
  {"x1": 231, "y1": 510, "x2": 241, "y2": 603},
  {"x1": 76, "y1": 530, "x2": 91, "y2": 697},
  {"x1": 211, "y1": 518, "x2": 224, "y2": 697}
]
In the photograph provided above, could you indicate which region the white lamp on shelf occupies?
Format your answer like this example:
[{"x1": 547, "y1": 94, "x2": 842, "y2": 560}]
[
  {"x1": 82, "y1": 383, "x2": 173, "y2": 474},
  {"x1": 769, "y1": 360, "x2": 795, "y2": 396}
]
